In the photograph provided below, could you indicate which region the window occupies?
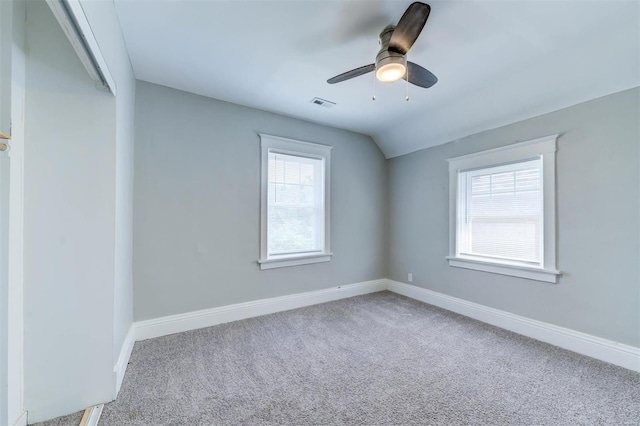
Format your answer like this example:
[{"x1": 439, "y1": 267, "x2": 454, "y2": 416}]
[
  {"x1": 447, "y1": 135, "x2": 560, "y2": 283},
  {"x1": 459, "y1": 159, "x2": 542, "y2": 264},
  {"x1": 259, "y1": 134, "x2": 332, "y2": 269}
]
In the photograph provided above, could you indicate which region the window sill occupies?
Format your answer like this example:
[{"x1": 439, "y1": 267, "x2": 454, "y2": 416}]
[
  {"x1": 258, "y1": 252, "x2": 333, "y2": 270},
  {"x1": 446, "y1": 256, "x2": 561, "y2": 283}
]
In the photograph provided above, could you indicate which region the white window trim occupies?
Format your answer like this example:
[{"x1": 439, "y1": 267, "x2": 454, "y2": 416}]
[
  {"x1": 258, "y1": 133, "x2": 332, "y2": 270},
  {"x1": 447, "y1": 134, "x2": 561, "y2": 283}
]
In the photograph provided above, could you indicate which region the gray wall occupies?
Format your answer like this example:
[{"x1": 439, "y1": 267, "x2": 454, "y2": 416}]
[
  {"x1": 24, "y1": 2, "x2": 116, "y2": 421},
  {"x1": 5, "y1": 1, "x2": 26, "y2": 423},
  {"x1": 80, "y1": 0, "x2": 137, "y2": 374},
  {"x1": 133, "y1": 81, "x2": 387, "y2": 321},
  {"x1": 23, "y1": 1, "x2": 136, "y2": 422},
  {"x1": 388, "y1": 88, "x2": 640, "y2": 347}
]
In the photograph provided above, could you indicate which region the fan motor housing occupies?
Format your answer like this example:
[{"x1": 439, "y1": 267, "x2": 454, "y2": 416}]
[
  {"x1": 376, "y1": 25, "x2": 407, "y2": 77},
  {"x1": 376, "y1": 51, "x2": 407, "y2": 73}
]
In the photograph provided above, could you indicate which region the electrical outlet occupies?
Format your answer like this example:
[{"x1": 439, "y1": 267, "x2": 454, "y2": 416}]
[{"x1": 408, "y1": 273, "x2": 413, "y2": 282}]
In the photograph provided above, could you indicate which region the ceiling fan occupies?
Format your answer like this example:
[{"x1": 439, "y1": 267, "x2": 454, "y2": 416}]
[{"x1": 327, "y1": 2, "x2": 437, "y2": 89}]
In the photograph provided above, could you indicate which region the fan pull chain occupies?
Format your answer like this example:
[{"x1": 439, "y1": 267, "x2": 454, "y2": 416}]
[
  {"x1": 372, "y1": 71, "x2": 376, "y2": 101},
  {"x1": 405, "y1": 62, "x2": 410, "y2": 101}
]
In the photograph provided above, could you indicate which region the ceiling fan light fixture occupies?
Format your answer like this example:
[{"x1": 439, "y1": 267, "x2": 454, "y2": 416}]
[
  {"x1": 375, "y1": 42, "x2": 407, "y2": 83},
  {"x1": 376, "y1": 62, "x2": 407, "y2": 82},
  {"x1": 326, "y1": 3, "x2": 438, "y2": 89}
]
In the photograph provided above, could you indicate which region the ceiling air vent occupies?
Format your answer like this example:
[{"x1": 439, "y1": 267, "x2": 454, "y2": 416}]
[{"x1": 310, "y1": 97, "x2": 336, "y2": 109}]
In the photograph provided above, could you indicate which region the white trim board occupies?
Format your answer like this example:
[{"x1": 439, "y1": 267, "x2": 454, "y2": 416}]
[
  {"x1": 45, "y1": 0, "x2": 116, "y2": 94},
  {"x1": 113, "y1": 325, "x2": 135, "y2": 396},
  {"x1": 386, "y1": 280, "x2": 640, "y2": 372},
  {"x1": 447, "y1": 135, "x2": 559, "y2": 283},
  {"x1": 135, "y1": 279, "x2": 387, "y2": 341},
  {"x1": 258, "y1": 133, "x2": 332, "y2": 270},
  {"x1": 127, "y1": 278, "x2": 638, "y2": 378}
]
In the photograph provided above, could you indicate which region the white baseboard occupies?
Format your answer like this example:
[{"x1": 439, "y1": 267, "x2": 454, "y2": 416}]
[
  {"x1": 130, "y1": 277, "x2": 639, "y2": 372},
  {"x1": 11, "y1": 411, "x2": 27, "y2": 426},
  {"x1": 135, "y1": 279, "x2": 388, "y2": 341},
  {"x1": 387, "y1": 280, "x2": 640, "y2": 372},
  {"x1": 113, "y1": 325, "x2": 135, "y2": 395}
]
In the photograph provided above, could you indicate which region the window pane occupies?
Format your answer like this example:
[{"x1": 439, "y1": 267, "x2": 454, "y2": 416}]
[
  {"x1": 284, "y1": 161, "x2": 300, "y2": 184},
  {"x1": 471, "y1": 175, "x2": 490, "y2": 195},
  {"x1": 491, "y1": 171, "x2": 515, "y2": 193},
  {"x1": 460, "y1": 158, "x2": 542, "y2": 264},
  {"x1": 268, "y1": 152, "x2": 323, "y2": 255},
  {"x1": 300, "y1": 163, "x2": 314, "y2": 185}
]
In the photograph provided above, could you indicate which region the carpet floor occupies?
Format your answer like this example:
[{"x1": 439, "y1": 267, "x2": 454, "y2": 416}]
[{"x1": 35, "y1": 291, "x2": 639, "y2": 425}]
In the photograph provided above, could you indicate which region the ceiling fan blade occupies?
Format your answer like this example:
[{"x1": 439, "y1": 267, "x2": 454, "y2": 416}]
[
  {"x1": 403, "y1": 61, "x2": 438, "y2": 88},
  {"x1": 327, "y1": 64, "x2": 375, "y2": 84},
  {"x1": 388, "y1": 2, "x2": 431, "y2": 55}
]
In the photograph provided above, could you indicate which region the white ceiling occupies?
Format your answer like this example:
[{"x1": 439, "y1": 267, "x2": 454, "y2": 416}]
[{"x1": 113, "y1": 0, "x2": 640, "y2": 158}]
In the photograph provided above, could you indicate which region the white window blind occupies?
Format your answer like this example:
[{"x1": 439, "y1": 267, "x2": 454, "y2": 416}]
[
  {"x1": 267, "y1": 152, "x2": 325, "y2": 256},
  {"x1": 457, "y1": 158, "x2": 543, "y2": 266}
]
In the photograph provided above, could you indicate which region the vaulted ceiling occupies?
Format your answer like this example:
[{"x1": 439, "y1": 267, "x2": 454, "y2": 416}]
[{"x1": 113, "y1": 0, "x2": 640, "y2": 158}]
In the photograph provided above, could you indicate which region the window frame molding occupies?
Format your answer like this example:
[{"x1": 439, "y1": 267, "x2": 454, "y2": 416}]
[
  {"x1": 446, "y1": 134, "x2": 561, "y2": 283},
  {"x1": 258, "y1": 133, "x2": 332, "y2": 270}
]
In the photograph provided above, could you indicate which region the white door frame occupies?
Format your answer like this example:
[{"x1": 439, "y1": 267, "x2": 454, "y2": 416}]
[{"x1": 1, "y1": 0, "x2": 26, "y2": 424}]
